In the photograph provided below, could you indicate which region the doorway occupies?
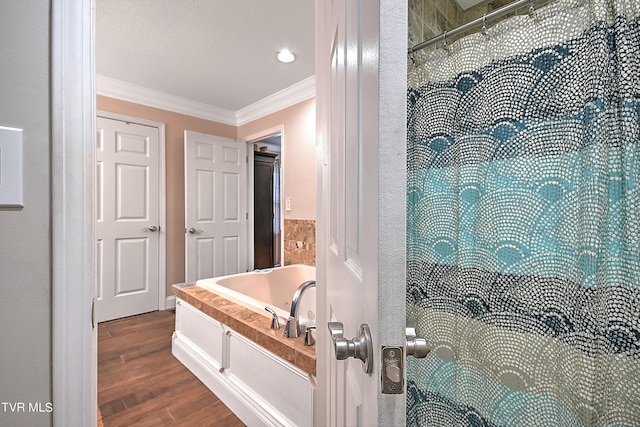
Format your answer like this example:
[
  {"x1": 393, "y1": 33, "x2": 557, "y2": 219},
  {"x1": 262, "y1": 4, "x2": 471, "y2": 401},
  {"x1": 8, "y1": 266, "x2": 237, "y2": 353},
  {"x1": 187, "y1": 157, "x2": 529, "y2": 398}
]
[{"x1": 250, "y1": 134, "x2": 282, "y2": 269}]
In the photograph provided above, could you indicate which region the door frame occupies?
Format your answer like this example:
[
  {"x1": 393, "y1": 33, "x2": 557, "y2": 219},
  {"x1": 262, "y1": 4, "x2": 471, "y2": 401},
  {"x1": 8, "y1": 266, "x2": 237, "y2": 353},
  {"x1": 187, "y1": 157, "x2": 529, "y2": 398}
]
[
  {"x1": 243, "y1": 125, "x2": 285, "y2": 270},
  {"x1": 96, "y1": 111, "x2": 168, "y2": 312},
  {"x1": 51, "y1": 0, "x2": 96, "y2": 426}
]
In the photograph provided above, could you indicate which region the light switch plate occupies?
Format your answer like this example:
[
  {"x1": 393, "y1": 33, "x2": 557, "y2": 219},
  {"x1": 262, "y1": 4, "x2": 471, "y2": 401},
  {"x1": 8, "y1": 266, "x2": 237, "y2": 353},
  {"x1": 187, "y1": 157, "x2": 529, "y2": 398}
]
[{"x1": 0, "y1": 126, "x2": 24, "y2": 208}]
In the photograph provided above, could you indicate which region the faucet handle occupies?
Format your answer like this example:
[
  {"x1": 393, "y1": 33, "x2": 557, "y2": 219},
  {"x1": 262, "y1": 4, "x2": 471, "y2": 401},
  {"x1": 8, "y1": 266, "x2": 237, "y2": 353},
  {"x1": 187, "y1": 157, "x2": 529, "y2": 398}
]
[
  {"x1": 264, "y1": 307, "x2": 280, "y2": 330},
  {"x1": 304, "y1": 323, "x2": 316, "y2": 346}
]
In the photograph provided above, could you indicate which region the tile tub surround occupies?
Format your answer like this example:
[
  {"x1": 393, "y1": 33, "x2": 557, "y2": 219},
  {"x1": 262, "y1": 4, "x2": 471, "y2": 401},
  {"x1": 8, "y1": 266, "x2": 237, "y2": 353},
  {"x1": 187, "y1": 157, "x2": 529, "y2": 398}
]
[
  {"x1": 284, "y1": 219, "x2": 316, "y2": 266},
  {"x1": 175, "y1": 285, "x2": 316, "y2": 376}
]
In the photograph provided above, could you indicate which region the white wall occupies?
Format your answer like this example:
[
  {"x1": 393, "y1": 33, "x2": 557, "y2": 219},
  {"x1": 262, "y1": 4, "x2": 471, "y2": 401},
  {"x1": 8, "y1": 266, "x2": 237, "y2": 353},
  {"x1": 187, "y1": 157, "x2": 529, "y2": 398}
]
[{"x1": 0, "y1": 0, "x2": 53, "y2": 426}]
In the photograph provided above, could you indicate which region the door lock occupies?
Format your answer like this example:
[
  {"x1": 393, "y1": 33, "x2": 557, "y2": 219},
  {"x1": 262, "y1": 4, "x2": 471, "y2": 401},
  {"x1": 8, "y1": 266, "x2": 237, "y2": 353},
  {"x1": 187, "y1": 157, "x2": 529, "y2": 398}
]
[{"x1": 327, "y1": 322, "x2": 373, "y2": 374}]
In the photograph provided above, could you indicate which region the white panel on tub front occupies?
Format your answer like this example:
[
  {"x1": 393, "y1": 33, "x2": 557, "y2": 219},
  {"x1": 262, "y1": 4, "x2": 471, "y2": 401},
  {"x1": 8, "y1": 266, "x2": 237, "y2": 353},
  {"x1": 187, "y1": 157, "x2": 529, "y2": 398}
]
[
  {"x1": 176, "y1": 299, "x2": 224, "y2": 367},
  {"x1": 228, "y1": 331, "x2": 313, "y2": 427},
  {"x1": 0, "y1": 126, "x2": 24, "y2": 208}
]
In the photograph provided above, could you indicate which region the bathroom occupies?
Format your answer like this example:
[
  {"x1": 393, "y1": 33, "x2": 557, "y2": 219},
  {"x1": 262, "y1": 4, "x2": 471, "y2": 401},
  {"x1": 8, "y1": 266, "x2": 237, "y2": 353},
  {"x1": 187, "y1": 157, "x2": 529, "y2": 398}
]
[
  {"x1": 1, "y1": 0, "x2": 639, "y2": 426},
  {"x1": 93, "y1": 1, "x2": 319, "y2": 424}
]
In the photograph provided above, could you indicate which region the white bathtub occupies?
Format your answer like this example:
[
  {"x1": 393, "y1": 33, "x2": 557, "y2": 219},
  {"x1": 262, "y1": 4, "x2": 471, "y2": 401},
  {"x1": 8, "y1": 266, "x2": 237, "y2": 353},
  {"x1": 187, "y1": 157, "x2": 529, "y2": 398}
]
[
  {"x1": 196, "y1": 264, "x2": 316, "y2": 325},
  {"x1": 174, "y1": 263, "x2": 317, "y2": 426}
]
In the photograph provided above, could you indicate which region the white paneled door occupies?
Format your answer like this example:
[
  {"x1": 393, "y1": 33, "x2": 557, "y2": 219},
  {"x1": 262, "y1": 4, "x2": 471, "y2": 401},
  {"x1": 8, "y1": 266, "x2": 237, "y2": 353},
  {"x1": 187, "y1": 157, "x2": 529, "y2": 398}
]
[
  {"x1": 184, "y1": 131, "x2": 247, "y2": 282},
  {"x1": 316, "y1": 0, "x2": 407, "y2": 426},
  {"x1": 96, "y1": 117, "x2": 161, "y2": 323}
]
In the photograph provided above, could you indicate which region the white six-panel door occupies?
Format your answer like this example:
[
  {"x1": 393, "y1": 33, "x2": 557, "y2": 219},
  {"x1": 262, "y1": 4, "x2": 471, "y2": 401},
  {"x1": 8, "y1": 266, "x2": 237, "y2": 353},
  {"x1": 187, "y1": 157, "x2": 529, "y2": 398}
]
[
  {"x1": 316, "y1": 0, "x2": 407, "y2": 426},
  {"x1": 96, "y1": 117, "x2": 161, "y2": 322},
  {"x1": 184, "y1": 131, "x2": 247, "y2": 282}
]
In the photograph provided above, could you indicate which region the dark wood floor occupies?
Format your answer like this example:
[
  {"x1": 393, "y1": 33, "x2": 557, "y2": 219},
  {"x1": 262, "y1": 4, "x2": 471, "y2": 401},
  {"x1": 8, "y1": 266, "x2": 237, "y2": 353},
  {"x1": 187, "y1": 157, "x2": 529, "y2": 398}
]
[{"x1": 98, "y1": 309, "x2": 246, "y2": 427}]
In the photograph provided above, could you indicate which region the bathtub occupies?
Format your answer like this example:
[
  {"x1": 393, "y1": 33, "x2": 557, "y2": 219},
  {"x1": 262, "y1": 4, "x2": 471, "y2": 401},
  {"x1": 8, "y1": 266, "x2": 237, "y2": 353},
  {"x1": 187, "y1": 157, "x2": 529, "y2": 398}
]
[
  {"x1": 196, "y1": 264, "x2": 316, "y2": 326},
  {"x1": 173, "y1": 264, "x2": 317, "y2": 427}
]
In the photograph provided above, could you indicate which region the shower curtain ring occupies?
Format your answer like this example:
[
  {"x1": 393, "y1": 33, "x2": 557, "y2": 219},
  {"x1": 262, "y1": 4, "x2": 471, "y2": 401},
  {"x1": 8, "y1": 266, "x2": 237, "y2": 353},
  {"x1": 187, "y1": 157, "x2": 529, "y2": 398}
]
[
  {"x1": 528, "y1": 0, "x2": 536, "y2": 18},
  {"x1": 443, "y1": 30, "x2": 448, "y2": 51},
  {"x1": 409, "y1": 48, "x2": 417, "y2": 66},
  {"x1": 482, "y1": 15, "x2": 487, "y2": 35}
]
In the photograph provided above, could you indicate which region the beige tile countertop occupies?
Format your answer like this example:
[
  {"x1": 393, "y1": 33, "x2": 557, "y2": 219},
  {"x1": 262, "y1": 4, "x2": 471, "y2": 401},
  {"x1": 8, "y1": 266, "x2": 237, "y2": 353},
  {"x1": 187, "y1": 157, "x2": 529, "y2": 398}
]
[{"x1": 175, "y1": 285, "x2": 316, "y2": 377}]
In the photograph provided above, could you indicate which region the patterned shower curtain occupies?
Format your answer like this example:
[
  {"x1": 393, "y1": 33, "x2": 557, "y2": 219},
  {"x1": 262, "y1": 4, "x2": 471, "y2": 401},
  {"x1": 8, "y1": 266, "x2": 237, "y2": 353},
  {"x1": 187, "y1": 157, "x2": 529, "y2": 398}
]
[{"x1": 406, "y1": 0, "x2": 639, "y2": 425}]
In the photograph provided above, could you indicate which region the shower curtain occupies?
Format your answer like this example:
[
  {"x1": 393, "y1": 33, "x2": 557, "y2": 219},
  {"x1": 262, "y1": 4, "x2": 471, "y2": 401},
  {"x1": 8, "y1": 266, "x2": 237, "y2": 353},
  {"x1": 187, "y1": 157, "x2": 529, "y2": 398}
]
[{"x1": 406, "y1": 0, "x2": 639, "y2": 425}]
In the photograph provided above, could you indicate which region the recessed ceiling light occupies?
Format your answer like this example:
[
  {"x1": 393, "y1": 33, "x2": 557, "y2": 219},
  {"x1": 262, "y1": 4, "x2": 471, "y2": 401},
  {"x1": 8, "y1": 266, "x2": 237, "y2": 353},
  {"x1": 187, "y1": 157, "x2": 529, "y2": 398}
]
[{"x1": 276, "y1": 49, "x2": 296, "y2": 63}]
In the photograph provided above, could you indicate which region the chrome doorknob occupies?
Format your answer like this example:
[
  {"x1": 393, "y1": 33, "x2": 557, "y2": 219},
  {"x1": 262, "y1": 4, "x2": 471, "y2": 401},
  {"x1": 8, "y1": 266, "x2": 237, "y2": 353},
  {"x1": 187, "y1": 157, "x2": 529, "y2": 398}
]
[
  {"x1": 327, "y1": 322, "x2": 373, "y2": 374},
  {"x1": 406, "y1": 324, "x2": 430, "y2": 358},
  {"x1": 187, "y1": 227, "x2": 204, "y2": 234},
  {"x1": 143, "y1": 225, "x2": 159, "y2": 232}
]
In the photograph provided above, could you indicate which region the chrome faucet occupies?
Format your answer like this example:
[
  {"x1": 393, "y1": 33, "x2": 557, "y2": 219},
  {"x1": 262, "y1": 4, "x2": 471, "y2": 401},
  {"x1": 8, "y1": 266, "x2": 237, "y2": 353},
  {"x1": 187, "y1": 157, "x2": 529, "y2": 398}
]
[
  {"x1": 283, "y1": 280, "x2": 316, "y2": 338},
  {"x1": 264, "y1": 306, "x2": 280, "y2": 330}
]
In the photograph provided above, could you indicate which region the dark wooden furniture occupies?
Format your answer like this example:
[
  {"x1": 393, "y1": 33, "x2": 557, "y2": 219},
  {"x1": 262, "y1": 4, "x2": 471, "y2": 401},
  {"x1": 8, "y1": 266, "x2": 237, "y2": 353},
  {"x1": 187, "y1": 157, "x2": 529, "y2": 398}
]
[{"x1": 254, "y1": 151, "x2": 278, "y2": 269}]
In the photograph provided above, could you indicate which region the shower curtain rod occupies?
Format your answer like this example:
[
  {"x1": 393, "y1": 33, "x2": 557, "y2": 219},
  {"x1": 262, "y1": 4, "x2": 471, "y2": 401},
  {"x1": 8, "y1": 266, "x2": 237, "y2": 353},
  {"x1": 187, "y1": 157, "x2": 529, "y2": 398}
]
[{"x1": 408, "y1": 0, "x2": 533, "y2": 55}]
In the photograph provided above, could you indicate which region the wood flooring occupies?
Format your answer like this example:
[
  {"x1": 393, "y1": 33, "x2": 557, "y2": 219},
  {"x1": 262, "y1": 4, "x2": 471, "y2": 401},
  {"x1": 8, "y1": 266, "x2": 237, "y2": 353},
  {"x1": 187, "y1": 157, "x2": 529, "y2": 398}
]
[{"x1": 98, "y1": 309, "x2": 246, "y2": 427}]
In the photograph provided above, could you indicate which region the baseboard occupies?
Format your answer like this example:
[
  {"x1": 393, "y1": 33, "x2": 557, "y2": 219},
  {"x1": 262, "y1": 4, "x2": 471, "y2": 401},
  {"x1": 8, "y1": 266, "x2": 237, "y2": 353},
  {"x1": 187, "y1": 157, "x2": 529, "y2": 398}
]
[{"x1": 165, "y1": 295, "x2": 176, "y2": 310}]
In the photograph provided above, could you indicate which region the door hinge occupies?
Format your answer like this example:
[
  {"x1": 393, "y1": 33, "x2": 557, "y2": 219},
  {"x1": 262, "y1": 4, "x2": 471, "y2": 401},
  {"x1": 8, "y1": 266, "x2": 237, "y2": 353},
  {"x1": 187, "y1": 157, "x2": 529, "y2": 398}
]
[{"x1": 246, "y1": 212, "x2": 249, "y2": 220}]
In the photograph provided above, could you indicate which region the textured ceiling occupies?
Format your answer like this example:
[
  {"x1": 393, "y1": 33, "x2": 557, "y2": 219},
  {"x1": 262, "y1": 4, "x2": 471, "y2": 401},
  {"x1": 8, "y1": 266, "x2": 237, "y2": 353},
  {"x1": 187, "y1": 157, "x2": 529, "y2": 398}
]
[{"x1": 96, "y1": 0, "x2": 315, "y2": 112}]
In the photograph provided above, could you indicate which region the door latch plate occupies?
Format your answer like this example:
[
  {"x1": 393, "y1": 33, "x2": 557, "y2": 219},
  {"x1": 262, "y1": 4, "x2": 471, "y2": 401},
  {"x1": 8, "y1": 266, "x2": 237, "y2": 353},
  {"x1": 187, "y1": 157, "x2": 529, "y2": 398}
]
[{"x1": 381, "y1": 346, "x2": 403, "y2": 394}]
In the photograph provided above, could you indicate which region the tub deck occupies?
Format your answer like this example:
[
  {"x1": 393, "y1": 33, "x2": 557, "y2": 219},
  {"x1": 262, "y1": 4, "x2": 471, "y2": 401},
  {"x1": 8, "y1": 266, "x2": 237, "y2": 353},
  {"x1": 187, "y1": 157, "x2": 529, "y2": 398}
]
[{"x1": 175, "y1": 285, "x2": 316, "y2": 376}]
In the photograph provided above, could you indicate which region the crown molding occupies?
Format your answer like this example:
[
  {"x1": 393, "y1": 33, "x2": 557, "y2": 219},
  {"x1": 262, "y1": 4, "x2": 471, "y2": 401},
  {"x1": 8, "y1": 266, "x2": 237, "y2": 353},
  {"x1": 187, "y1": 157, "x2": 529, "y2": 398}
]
[
  {"x1": 96, "y1": 75, "x2": 237, "y2": 126},
  {"x1": 235, "y1": 76, "x2": 316, "y2": 126},
  {"x1": 96, "y1": 74, "x2": 316, "y2": 127}
]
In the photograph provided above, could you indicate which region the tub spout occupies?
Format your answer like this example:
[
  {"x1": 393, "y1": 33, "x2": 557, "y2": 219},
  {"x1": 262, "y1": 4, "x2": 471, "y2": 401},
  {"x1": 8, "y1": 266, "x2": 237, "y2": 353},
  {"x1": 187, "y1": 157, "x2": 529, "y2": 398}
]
[{"x1": 283, "y1": 280, "x2": 316, "y2": 338}]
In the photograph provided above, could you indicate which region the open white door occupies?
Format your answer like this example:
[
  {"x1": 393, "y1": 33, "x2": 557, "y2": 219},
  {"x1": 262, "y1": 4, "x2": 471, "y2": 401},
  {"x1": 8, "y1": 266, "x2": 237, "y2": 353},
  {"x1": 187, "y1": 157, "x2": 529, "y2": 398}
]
[
  {"x1": 316, "y1": 1, "x2": 407, "y2": 426},
  {"x1": 184, "y1": 131, "x2": 247, "y2": 282},
  {"x1": 95, "y1": 116, "x2": 161, "y2": 322}
]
